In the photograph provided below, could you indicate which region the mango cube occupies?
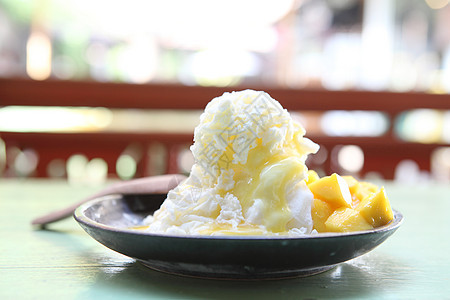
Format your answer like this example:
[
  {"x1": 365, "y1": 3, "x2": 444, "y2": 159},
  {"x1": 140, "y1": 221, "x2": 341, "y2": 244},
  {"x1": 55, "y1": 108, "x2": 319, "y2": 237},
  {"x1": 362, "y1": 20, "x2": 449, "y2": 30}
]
[
  {"x1": 305, "y1": 170, "x2": 320, "y2": 185},
  {"x1": 342, "y1": 176, "x2": 376, "y2": 206},
  {"x1": 309, "y1": 171, "x2": 394, "y2": 233},
  {"x1": 311, "y1": 199, "x2": 333, "y2": 233},
  {"x1": 308, "y1": 173, "x2": 352, "y2": 208},
  {"x1": 343, "y1": 175, "x2": 361, "y2": 207},
  {"x1": 342, "y1": 175, "x2": 358, "y2": 191},
  {"x1": 325, "y1": 207, "x2": 373, "y2": 232},
  {"x1": 356, "y1": 187, "x2": 394, "y2": 227},
  {"x1": 353, "y1": 181, "x2": 378, "y2": 201}
]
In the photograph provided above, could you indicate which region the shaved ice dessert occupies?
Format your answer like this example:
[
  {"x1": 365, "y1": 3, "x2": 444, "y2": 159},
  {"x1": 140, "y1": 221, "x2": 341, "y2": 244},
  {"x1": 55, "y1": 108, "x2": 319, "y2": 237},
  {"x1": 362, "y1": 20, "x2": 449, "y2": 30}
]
[{"x1": 144, "y1": 90, "x2": 393, "y2": 236}]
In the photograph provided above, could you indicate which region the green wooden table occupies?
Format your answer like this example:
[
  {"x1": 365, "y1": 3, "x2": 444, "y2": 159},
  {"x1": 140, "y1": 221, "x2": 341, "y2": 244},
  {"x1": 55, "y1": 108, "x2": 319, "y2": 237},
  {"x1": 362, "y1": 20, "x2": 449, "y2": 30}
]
[{"x1": 1, "y1": 179, "x2": 449, "y2": 299}]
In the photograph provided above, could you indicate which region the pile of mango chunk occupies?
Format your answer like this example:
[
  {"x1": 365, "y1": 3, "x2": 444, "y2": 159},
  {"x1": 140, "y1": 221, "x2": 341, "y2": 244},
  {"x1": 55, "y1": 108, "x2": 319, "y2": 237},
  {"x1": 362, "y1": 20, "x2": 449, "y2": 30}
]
[{"x1": 306, "y1": 171, "x2": 394, "y2": 233}]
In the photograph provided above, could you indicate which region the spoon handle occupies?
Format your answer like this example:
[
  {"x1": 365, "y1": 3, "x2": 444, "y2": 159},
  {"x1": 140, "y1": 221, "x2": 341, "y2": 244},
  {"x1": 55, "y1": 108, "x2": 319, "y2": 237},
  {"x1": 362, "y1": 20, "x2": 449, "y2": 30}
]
[{"x1": 31, "y1": 174, "x2": 186, "y2": 227}]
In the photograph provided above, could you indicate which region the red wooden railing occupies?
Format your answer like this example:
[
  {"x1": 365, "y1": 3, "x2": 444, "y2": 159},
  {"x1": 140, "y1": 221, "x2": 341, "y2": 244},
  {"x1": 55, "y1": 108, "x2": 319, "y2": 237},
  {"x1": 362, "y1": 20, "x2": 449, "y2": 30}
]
[{"x1": 1, "y1": 78, "x2": 449, "y2": 179}]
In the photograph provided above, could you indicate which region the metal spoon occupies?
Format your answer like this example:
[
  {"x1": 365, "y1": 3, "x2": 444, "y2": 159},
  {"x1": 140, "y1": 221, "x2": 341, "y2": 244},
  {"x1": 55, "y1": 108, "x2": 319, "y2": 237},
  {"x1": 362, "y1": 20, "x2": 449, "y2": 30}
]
[{"x1": 31, "y1": 174, "x2": 187, "y2": 227}]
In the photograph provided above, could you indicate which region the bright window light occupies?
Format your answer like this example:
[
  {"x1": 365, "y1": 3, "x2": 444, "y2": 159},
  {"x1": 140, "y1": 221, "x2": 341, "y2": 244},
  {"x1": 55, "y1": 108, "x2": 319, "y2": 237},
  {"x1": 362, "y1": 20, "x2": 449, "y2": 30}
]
[
  {"x1": 26, "y1": 31, "x2": 52, "y2": 80},
  {"x1": 337, "y1": 145, "x2": 364, "y2": 173},
  {"x1": 321, "y1": 110, "x2": 389, "y2": 137},
  {"x1": 0, "y1": 106, "x2": 113, "y2": 133}
]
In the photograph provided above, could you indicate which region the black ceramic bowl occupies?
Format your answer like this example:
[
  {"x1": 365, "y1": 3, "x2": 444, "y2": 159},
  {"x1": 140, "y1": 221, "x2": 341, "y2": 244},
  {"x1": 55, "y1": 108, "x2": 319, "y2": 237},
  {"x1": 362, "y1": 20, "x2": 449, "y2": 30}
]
[{"x1": 74, "y1": 194, "x2": 403, "y2": 280}]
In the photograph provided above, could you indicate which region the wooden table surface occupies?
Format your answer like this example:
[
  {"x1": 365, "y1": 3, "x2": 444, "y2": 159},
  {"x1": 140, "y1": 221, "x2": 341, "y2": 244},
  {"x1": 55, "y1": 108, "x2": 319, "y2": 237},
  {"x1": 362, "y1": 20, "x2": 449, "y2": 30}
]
[{"x1": 1, "y1": 178, "x2": 449, "y2": 299}]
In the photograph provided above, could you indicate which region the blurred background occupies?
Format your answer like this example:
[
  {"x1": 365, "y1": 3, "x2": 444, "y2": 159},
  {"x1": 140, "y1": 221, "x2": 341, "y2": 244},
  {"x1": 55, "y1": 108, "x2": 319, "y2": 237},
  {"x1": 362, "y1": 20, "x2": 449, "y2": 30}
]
[
  {"x1": 0, "y1": 0, "x2": 449, "y2": 184},
  {"x1": 2, "y1": 0, "x2": 450, "y2": 90}
]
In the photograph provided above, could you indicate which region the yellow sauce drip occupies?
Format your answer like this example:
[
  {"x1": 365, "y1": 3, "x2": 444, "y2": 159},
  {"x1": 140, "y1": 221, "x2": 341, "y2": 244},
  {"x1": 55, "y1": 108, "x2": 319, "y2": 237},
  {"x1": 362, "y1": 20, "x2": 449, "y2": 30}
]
[
  {"x1": 219, "y1": 134, "x2": 307, "y2": 234},
  {"x1": 130, "y1": 225, "x2": 150, "y2": 230},
  {"x1": 198, "y1": 223, "x2": 267, "y2": 236}
]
